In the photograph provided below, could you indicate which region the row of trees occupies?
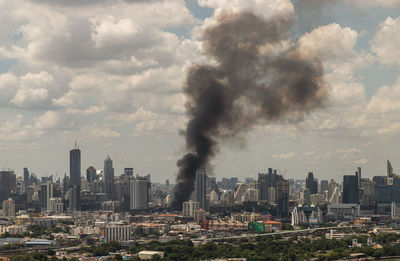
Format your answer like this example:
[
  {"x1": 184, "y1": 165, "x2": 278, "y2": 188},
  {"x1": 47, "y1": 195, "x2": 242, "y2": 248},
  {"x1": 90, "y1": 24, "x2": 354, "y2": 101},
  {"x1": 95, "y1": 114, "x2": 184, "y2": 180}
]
[{"x1": 9, "y1": 232, "x2": 400, "y2": 260}]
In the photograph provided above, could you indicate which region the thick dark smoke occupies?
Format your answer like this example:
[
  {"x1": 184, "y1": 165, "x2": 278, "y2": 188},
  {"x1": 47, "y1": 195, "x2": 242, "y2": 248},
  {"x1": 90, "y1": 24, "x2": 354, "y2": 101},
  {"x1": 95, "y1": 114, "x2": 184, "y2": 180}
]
[{"x1": 172, "y1": 11, "x2": 327, "y2": 210}]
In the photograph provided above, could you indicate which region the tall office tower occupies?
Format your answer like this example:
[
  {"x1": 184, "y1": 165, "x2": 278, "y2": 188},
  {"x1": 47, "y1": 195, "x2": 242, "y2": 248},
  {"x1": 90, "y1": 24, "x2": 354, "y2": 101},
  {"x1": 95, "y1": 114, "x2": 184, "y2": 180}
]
[
  {"x1": 130, "y1": 176, "x2": 149, "y2": 210},
  {"x1": 258, "y1": 168, "x2": 280, "y2": 202},
  {"x1": 303, "y1": 188, "x2": 311, "y2": 205},
  {"x1": 195, "y1": 168, "x2": 207, "y2": 210},
  {"x1": 277, "y1": 179, "x2": 289, "y2": 216},
  {"x1": 328, "y1": 179, "x2": 336, "y2": 202},
  {"x1": 388, "y1": 160, "x2": 394, "y2": 178},
  {"x1": 2, "y1": 198, "x2": 15, "y2": 218},
  {"x1": 104, "y1": 155, "x2": 115, "y2": 200},
  {"x1": 306, "y1": 172, "x2": 318, "y2": 195},
  {"x1": 70, "y1": 143, "x2": 81, "y2": 210},
  {"x1": 86, "y1": 166, "x2": 96, "y2": 183},
  {"x1": 320, "y1": 180, "x2": 329, "y2": 193},
  {"x1": 39, "y1": 182, "x2": 53, "y2": 210},
  {"x1": 357, "y1": 167, "x2": 362, "y2": 188},
  {"x1": 343, "y1": 174, "x2": 359, "y2": 204},
  {"x1": 361, "y1": 180, "x2": 375, "y2": 207},
  {"x1": 62, "y1": 174, "x2": 70, "y2": 199},
  {"x1": 23, "y1": 168, "x2": 29, "y2": 187},
  {"x1": 69, "y1": 185, "x2": 80, "y2": 211},
  {"x1": 166, "y1": 179, "x2": 169, "y2": 187},
  {"x1": 0, "y1": 171, "x2": 14, "y2": 203}
]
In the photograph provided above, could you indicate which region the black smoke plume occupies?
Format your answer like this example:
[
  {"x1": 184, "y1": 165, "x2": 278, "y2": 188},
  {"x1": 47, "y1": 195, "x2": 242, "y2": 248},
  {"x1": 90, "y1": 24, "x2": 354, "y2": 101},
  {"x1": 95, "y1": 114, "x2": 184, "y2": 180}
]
[{"x1": 172, "y1": 11, "x2": 327, "y2": 210}]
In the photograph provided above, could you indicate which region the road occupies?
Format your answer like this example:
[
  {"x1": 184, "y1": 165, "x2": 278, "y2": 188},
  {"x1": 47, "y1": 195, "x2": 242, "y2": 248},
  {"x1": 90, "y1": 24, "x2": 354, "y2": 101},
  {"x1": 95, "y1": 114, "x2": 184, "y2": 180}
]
[{"x1": 194, "y1": 225, "x2": 356, "y2": 242}]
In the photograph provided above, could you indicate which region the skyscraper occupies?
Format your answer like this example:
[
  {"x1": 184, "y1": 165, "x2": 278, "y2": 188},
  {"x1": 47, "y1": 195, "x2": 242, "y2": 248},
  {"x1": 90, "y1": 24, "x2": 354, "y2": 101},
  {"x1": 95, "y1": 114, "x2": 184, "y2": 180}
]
[
  {"x1": 258, "y1": 168, "x2": 280, "y2": 202},
  {"x1": 0, "y1": 171, "x2": 14, "y2": 203},
  {"x1": 104, "y1": 155, "x2": 115, "y2": 200},
  {"x1": 320, "y1": 180, "x2": 329, "y2": 194},
  {"x1": 195, "y1": 168, "x2": 207, "y2": 210},
  {"x1": 39, "y1": 182, "x2": 53, "y2": 211},
  {"x1": 70, "y1": 143, "x2": 81, "y2": 210},
  {"x1": 388, "y1": 160, "x2": 394, "y2": 178},
  {"x1": 277, "y1": 179, "x2": 289, "y2": 216},
  {"x1": 357, "y1": 167, "x2": 362, "y2": 188},
  {"x1": 306, "y1": 172, "x2": 318, "y2": 195},
  {"x1": 130, "y1": 176, "x2": 149, "y2": 210},
  {"x1": 343, "y1": 174, "x2": 359, "y2": 204},
  {"x1": 23, "y1": 168, "x2": 29, "y2": 187},
  {"x1": 86, "y1": 166, "x2": 96, "y2": 183}
]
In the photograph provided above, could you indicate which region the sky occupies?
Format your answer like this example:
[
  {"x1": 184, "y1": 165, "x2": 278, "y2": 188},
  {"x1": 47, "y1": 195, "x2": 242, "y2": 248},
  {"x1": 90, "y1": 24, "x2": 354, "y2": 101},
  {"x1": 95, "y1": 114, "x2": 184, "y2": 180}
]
[{"x1": 0, "y1": 0, "x2": 399, "y2": 183}]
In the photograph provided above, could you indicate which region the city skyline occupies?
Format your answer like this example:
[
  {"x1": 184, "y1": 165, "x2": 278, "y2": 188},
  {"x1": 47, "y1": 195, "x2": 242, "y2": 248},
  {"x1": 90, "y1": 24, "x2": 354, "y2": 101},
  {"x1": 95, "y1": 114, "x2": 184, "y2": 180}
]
[{"x1": 0, "y1": 0, "x2": 399, "y2": 183}]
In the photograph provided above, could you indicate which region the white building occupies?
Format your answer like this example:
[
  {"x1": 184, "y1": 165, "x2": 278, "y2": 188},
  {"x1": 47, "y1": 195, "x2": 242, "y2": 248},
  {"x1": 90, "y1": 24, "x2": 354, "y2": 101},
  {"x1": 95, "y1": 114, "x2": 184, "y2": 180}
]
[
  {"x1": 183, "y1": 200, "x2": 200, "y2": 217},
  {"x1": 138, "y1": 251, "x2": 164, "y2": 260},
  {"x1": 268, "y1": 187, "x2": 276, "y2": 204},
  {"x1": 243, "y1": 188, "x2": 259, "y2": 202},
  {"x1": 291, "y1": 205, "x2": 323, "y2": 226},
  {"x1": 48, "y1": 198, "x2": 63, "y2": 213},
  {"x1": 130, "y1": 177, "x2": 149, "y2": 210},
  {"x1": 104, "y1": 225, "x2": 131, "y2": 243},
  {"x1": 2, "y1": 198, "x2": 15, "y2": 218}
]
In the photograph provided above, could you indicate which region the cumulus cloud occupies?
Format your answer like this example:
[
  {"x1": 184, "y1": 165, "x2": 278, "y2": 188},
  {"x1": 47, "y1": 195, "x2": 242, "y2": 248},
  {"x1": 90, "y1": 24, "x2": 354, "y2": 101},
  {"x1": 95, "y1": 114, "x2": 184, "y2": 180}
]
[
  {"x1": 371, "y1": 16, "x2": 400, "y2": 66},
  {"x1": 0, "y1": 114, "x2": 39, "y2": 142},
  {"x1": 198, "y1": 0, "x2": 294, "y2": 18}
]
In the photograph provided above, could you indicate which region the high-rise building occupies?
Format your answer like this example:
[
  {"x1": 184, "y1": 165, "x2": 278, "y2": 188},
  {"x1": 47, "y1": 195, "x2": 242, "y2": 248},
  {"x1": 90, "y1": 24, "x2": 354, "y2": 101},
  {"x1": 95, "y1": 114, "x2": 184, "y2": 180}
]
[
  {"x1": 182, "y1": 200, "x2": 200, "y2": 217},
  {"x1": 343, "y1": 174, "x2": 359, "y2": 204},
  {"x1": 320, "y1": 180, "x2": 329, "y2": 194},
  {"x1": 328, "y1": 179, "x2": 336, "y2": 202},
  {"x1": 70, "y1": 143, "x2": 81, "y2": 210},
  {"x1": 130, "y1": 176, "x2": 149, "y2": 210},
  {"x1": 39, "y1": 182, "x2": 53, "y2": 211},
  {"x1": 0, "y1": 171, "x2": 14, "y2": 203},
  {"x1": 104, "y1": 155, "x2": 115, "y2": 200},
  {"x1": 69, "y1": 185, "x2": 80, "y2": 211},
  {"x1": 48, "y1": 198, "x2": 63, "y2": 213},
  {"x1": 23, "y1": 168, "x2": 30, "y2": 187},
  {"x1": 388, "y1": 160, "x2": 394, "y2": 178},
  {"x1": 303, "y1": 188, "x2": 311, "y2": 205},
  {"x1": 361, "y1": 180, "x2": 375, "y2": 207},
  {"x1": 2, "y1": 198, "x2": 15, "y2": 218},
  {"x1": 277, "y1": 179, "x2": 289, "y2": 216},
  {"x1": 234, "y1": 183, "x2": 248, "y2": 202},
  {"x1": 86, "y1": 166, "x2": 96, "y2": 183},
  {"x1": 357, "y1": 167, "x2": 362, "y2": 188},
  {"x1": 258, "y1": 168, "x2": 281, "y2": 202},
  {"x1": 306, "y1": 172, "x2": 318, "y2": 195},
  {"x1": 195, "y1": 168, "x2": 207, "y2": 210}
]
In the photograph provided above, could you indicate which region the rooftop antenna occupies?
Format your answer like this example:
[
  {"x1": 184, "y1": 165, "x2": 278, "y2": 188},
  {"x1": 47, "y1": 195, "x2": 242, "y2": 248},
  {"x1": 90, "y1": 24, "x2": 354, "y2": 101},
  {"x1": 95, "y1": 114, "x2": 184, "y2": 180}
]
[{"x1": 74, "y1": 139, "x2": 79, "y2": 149}]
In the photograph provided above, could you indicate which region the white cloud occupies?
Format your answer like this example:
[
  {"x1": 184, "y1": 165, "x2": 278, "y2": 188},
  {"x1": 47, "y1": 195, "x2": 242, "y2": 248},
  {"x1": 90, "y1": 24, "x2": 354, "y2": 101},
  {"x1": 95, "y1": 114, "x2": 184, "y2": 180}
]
[
  {"x1": 371, "y1": 16, "x2": 400, "y2": 66},
  {"x1": 35, "y1": 111, "x2": 74, "y2": 130},
  {"x1": 198, "y1": 0, "x2": 294, "y2": 18},
  {"x1": 0, "y1": 73, "x2": 18, "y2": 104},
  {"x1": 272, "y1": 152, "x2": 296, "y2": 160},
  {"x1": 0, "y1": 114, "x2": 39, "y2": 142}
]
